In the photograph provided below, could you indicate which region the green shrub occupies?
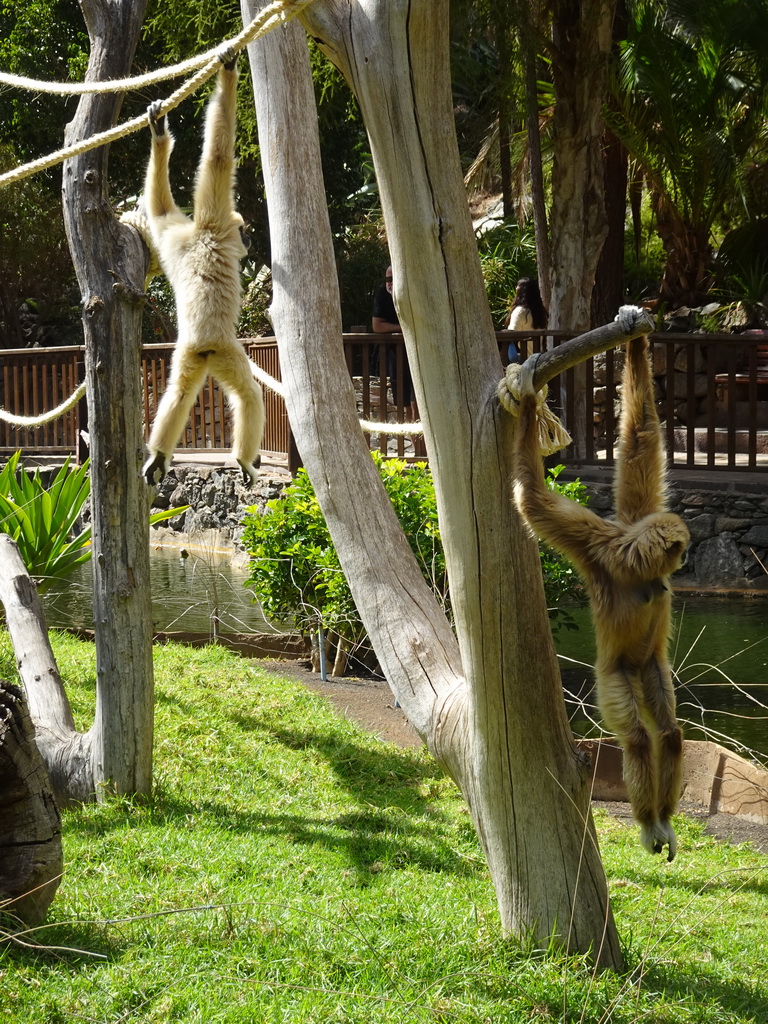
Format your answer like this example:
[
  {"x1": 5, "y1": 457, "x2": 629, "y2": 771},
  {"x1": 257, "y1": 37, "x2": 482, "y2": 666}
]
[
  {"x1": 0, "y1": 452, "x2": 92, "y2": 592},
  {"x1": 242, "y1": 453, "x2": 585, "y2": 672}
]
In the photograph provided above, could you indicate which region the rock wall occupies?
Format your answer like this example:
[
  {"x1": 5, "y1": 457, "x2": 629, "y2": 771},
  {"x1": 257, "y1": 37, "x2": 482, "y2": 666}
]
[
  {"x1": 584, "y1": 476, "x2": 768, "y2": 589},
  {"x1": 150, "y1": 464, "x2": 288, "y2": 553},
  {"x1": 150, "y1": 463, "x2": 768, "y2": 591}
]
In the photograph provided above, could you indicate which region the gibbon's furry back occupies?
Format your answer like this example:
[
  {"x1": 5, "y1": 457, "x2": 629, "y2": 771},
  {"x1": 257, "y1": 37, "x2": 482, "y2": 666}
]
[
  {"x1": 141, "y1": 54, "x2": 265, "y2": 487},
  {"x1": 513, "y1": 337, "x2": 689, "y2": 861}
]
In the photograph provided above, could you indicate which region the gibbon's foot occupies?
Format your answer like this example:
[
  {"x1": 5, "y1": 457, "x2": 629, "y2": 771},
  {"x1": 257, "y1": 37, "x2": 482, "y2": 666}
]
[
  {"x1": 143, "y1": 450, "x2": 170, "y2": 486},
  {"x1": 237, "y1": 455, "x2": 261, "y2": 487},
  {"x1": 639, "y1": 819, "x2": 677, "y2": 862},
  {"x1": 147, "y1": 100, "x2": 166, "y2": 137},
  {"x1": 219, "y1": 46, "x2": 238, "y2": 70}
]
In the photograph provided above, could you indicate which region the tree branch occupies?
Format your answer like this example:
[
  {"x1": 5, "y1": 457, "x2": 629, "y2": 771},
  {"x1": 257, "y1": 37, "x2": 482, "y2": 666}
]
[{"x1": 525, "y1": 306, "x2": 656, "y2": 390}]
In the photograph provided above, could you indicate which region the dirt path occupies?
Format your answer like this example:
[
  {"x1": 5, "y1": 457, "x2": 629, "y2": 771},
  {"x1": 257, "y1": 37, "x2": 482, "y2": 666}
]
[{"x1": 259, "y1": 659, "x2": 768, "y2": 855}]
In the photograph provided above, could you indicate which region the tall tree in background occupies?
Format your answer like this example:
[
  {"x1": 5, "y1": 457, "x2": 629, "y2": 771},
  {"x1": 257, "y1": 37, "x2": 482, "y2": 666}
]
[
  {"x1": 592, "y1": 0, "x2": 629, "y2": 326},
  {"x1": 608, "y1": 0, "x2": 768, "y2": 307},
  {"x1": 547, "y1": 0, "x2": 617, "y2": 457}
]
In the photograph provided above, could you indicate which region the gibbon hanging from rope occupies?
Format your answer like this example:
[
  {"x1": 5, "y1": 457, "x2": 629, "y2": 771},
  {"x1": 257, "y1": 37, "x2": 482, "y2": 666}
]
[
  {"x1": 141, "y1": 51, "x2": 264, "y2": 487},
  {"x1": 509, "y1": 336, "x2": 689, "y2": 861}
]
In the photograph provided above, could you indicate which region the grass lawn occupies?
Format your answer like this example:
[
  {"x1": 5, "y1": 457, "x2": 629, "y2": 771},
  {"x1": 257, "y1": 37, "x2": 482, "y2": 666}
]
[{"x1": 1, "y1": 632, "x2": 766, "y2": 1024}]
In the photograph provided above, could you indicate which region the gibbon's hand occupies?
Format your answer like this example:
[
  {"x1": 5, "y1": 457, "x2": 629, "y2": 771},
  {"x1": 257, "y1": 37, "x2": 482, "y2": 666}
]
[
  {"x1": 147, "y1": 100, "x2": 166, "y2": 138},
  {"x1": 219, "y1": 46, "x2": 238, "y2": 71},
  {"x1": 143, "y1": 450, "x2": 170, "y2": 486}
]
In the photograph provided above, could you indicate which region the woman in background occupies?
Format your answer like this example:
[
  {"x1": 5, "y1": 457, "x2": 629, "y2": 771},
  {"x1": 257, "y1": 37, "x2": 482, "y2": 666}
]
[{"x1": 504, "y1": 277, "x2": 548, "y2": 363}]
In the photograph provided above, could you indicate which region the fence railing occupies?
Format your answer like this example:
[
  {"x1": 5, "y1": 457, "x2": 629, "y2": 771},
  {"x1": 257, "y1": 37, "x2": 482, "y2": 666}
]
[{"x1": 1, "y1": 331, "x2": 766, "y2": 472}]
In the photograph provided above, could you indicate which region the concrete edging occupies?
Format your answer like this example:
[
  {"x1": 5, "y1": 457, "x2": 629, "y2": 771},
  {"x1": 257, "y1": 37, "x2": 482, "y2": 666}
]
[{"x1": 576, "y1": 737, "x2": 768, "y2": 825}]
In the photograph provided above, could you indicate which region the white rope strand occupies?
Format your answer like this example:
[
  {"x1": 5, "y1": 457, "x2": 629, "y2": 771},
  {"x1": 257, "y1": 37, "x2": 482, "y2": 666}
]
[
  {"x1": 249, "y1": 361, "x2": 424, "y2": 435},
  {"x1": 0, "y1": 0, "x2": 315, "y2": 189},
  {"x1": 359, "y1": 418, "x2": 424, "y2": 436},
  {"x1": 0, "y1": 380, "x2": 86, "y2": 427}
]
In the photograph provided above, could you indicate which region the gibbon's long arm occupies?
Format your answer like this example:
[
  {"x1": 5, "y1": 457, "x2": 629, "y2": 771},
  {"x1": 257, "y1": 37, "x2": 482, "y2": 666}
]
[
  {"x1": 145, "y1": 102, "x2": 179, "y2": 221},
  {"x1": 513, "y1": 390, "x2": 620, "y2": 579},
  {"x1": 613, "y1": 336, "x2": 668, "y2": 524},
  {"x1": 193, "y1": 57, "x2": 238, "y2": 233}
]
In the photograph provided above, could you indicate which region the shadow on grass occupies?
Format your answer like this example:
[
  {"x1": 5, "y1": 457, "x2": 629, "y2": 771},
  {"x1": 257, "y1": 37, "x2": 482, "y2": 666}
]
[
  {"x1": 231, "y1": 707, "x2": 439, "y2": 806},
  {"x1": 629, "y1": 959, "x2": 768, "y2": 1022},
  {"x1": 0, "y1": 915, "x2": 122, "y2": 966},
  {"x1": 62, "y1": 713, "x2": 477, "y2": 881},
  {"x1": 616, "y1": 864, "x2": 768, "y2": 898}
]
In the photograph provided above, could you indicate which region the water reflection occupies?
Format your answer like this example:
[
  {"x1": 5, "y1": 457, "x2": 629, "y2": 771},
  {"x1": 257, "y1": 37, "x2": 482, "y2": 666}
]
[
  {"x1": 42, "y1": 555, "x2": 768, "y2": 755},
  {"x1": 43, "y1": 547, "x2": 272, "y2": 636},
  {"x1": 557, "y1": 596, "x2": 768, "y2": 757}
]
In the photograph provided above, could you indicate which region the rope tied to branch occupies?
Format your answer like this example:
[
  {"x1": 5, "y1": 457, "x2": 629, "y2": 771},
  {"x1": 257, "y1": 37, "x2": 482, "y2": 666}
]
[{"x1": 497, "y1": 361, "x2": 572, "y2": 456}]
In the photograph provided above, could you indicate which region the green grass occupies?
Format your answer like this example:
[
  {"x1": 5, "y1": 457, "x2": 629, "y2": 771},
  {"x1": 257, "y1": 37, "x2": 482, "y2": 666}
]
[{"x1": 1, "y1": 632, "x2": 766, "y2": 1024}]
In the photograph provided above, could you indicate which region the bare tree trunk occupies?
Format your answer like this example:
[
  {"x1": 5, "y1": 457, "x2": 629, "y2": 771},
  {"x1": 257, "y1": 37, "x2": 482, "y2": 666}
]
[
  {"x1": 0, "y1": 536, "x2": 91, "y2": 803},
  {"x1": 548, "y1": 0, "x2": 616, "y2": 456},
  {"x1": 244, "y1": 0, "x2": 621, "y2": 967},
  {"x1": 4, "y1": 0, "x2": 155, "y2": 803}
]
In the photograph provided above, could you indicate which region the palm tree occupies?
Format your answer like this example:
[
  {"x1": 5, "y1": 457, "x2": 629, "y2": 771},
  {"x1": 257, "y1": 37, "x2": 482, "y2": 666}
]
[{"x1": 608, "y1": 0, "x2": 768, "y2": 307}]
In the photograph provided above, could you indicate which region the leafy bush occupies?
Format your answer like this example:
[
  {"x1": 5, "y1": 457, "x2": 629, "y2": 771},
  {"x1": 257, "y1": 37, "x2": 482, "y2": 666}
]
[
  {"x1": 242, "y1": 453, "x2": 586, "y2": 672},
  {"x1": 542, "y1": 464, "x2": 589, "y2": 633},
  {"x1": 0, "y1": 452, "x2": 91, "y2": 592},
  {"x1": 242, "y1": 454, "x2": 445, "y2": 672}
]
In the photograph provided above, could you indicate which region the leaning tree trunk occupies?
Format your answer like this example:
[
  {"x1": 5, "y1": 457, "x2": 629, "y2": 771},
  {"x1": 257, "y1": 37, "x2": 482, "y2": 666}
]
[
  {"x1": 548, "y1": 0, "x2": 616, "y2": 457},
  {"x1": 11, "y1": 0, "x2": 155, "y2": 802},
  {"x1": 244, "y1": 0, "x2": 622, "y2": 967},
  {"x1": 0, "y1": 678, "x2": 62, "y2": 924}
]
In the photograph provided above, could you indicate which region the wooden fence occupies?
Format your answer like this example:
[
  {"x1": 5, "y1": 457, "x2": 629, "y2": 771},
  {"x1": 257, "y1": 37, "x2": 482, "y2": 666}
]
[{"x1": 1, "y1": 332, "x2": 767, "y2": 472}]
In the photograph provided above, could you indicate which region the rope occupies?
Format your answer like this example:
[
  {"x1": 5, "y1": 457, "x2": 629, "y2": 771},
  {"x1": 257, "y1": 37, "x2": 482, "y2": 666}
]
[
  {"x1": 249, "y1": 360, "x2": 424, "y2": 435},
  {"x1": 497, "y1": 361, "x2": 572, "y2": 455},
  {"x1": 0, "y1": 380, "x2": 86, "y2": 427},
  {"x1": 0, "y1": 0, "x2": 315, "y2": 190}
]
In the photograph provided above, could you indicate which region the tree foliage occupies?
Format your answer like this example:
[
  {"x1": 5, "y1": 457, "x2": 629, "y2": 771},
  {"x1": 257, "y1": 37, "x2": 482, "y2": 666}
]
[
  {"x1": 242, "y1": 452, "x2": 586, "y2": 668},
  {"x1": 608, "y1": 0, "x2": 768, "y2": 306}
]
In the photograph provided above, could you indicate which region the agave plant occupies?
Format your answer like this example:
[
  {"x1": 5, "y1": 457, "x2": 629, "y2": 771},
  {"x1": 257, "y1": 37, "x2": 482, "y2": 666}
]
[{"x1": 0, "y1": 451, "x2": 187, "y2": 593}]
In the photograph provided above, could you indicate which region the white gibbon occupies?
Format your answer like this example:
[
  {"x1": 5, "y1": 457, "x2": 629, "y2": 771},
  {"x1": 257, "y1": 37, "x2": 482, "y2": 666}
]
[
  {"x1": 513, "y1": 337, "x2": 689, "y2": 861},
  {"x1": 142, "y1": 52, "x2": 264, "y2": 486}
]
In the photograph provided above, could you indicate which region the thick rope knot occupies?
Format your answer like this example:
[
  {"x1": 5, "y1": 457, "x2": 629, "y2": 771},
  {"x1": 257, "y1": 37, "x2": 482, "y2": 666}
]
[
  {"x1": 119, "y1": 208, "x2": 162, "y2": 281},
  {"x1": 497, "y1": 361, "x2": 572, "y2": 456}
]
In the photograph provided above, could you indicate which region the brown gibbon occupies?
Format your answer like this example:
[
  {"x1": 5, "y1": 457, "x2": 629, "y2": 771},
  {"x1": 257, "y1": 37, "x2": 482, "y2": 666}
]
[
  {"x1": 142, "y1": 53, "x2": 265, "y2": 487},
  {"x1": 513, "y1": 336, "x2": 689, "y2": 861}
]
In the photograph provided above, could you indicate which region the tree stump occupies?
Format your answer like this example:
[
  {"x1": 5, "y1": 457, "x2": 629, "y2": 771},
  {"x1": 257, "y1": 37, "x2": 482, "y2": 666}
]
[{"x1": 0, "y1": 681, "x2": 62, "y2": 925}]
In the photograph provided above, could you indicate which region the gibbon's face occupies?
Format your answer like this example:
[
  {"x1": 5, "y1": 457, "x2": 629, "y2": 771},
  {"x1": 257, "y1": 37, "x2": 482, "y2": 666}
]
[
  {"x1": 231, "y1": 213, "x2": 250, "y2": 259},
  {"x1": 621, "y1": 513, "x2": 690, "y2": 580}
]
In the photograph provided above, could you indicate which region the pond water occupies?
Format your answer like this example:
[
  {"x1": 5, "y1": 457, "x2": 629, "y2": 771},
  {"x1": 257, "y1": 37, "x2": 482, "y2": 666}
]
[
  {"x1": 43, "y1": 547, "x2": 272, "y2": 637},
  {"x1": 42, "y1": 554, "x2": 768, "y2": 756},
  {"x1": 556, "y1": 596, "x2": 768, "y2": 757}
]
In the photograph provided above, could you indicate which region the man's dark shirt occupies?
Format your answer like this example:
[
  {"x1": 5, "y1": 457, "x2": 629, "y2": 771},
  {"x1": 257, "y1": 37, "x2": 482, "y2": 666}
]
[{"x1": 372, "y1": 285, "x2": 399, "y2": 325}]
